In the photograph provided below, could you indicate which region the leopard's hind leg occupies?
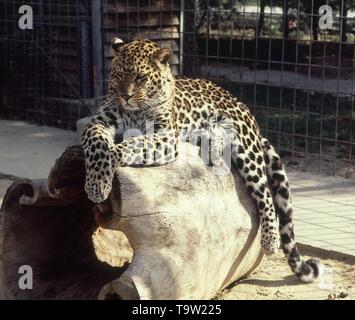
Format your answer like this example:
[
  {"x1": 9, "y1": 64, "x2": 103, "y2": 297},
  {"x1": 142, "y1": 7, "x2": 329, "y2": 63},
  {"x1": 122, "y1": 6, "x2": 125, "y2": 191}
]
[
  {"x1": 231, "y1": 139, "x2": 280, "y2": 255},
  {"x1": 203, "y1": 114, "x2": 280, "y2": 255}
]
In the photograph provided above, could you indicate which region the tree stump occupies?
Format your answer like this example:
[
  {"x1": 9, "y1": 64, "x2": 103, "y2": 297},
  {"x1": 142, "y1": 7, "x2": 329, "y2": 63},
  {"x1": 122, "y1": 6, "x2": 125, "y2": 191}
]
[{"x1": 0, "y1": 143, "x2": 263, "y2": 300}]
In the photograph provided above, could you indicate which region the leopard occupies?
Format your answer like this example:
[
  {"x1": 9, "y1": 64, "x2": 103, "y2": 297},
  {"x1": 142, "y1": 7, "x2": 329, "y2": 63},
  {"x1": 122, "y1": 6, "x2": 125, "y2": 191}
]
[{"x1": 81, "y1": 38, "x2": 323, "y2": 282}]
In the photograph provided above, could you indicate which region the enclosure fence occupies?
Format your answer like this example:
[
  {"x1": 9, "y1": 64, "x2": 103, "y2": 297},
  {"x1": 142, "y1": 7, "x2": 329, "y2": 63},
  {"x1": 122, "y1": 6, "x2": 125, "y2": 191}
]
[{"x1": 1, "y1": 0, "x2": 355, "y2": 176}]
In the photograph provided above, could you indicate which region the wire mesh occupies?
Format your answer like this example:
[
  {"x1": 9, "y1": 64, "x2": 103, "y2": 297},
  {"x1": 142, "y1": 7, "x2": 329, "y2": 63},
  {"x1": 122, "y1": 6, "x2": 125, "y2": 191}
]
[
  {"x1": 0, "y1": 0, "x2": 355, "y2": 176},
  {"x1": 0, "y1": 0, "x2": 93, "y2": 129}
]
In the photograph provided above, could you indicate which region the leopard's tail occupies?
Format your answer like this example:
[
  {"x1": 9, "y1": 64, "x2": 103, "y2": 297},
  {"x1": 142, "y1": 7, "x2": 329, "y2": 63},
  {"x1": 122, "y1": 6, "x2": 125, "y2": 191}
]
[{"x1": 261, "y1": 138, "x2": 324, "y2": 282}]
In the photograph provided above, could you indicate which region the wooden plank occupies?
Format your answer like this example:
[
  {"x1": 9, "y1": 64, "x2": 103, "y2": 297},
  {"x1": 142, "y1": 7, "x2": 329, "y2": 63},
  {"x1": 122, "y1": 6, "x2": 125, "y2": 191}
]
[
  {"x1": 104, "y1": 13, "x2": 179, "y2": 28},
  {"x1": 104, "y1": 0, "x2": 178, "y2": 13},
  {"x1": 104, "y1": 4, "x2": 179, "y2": 14},
  {"x1": 104, "y1": 27, "x2": 179, "y2": 42}
]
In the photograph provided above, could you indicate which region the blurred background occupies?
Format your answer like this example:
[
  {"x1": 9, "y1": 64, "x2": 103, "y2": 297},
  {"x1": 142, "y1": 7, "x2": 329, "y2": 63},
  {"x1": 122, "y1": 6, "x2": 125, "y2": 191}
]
[{"x1": 1, "y1": 0, "x2": 355, "y2": 177}]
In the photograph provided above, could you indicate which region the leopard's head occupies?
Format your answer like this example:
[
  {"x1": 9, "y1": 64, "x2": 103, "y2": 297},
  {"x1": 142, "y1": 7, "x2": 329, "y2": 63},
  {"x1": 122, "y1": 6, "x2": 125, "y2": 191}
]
[{"x1": 109, "y1": 38, "x2": 174, "y2": 112}]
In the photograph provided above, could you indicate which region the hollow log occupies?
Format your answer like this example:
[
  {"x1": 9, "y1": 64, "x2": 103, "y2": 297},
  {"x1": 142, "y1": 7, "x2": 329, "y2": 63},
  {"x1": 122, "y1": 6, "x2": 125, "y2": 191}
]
[{"x1": 0, "y1": 143, "x2": 263, "y2": 300}]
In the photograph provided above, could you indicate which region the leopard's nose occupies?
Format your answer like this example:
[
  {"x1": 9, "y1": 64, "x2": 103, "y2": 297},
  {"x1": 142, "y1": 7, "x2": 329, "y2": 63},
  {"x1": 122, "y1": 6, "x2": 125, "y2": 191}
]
[{"x1": 121, "y1": 94, "x2": 133, "y2": 101}]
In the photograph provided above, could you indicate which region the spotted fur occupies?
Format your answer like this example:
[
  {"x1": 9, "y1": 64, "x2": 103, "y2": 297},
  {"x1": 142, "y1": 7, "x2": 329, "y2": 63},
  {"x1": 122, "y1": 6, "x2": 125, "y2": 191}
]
[{"x1": 81, "y1": 38, "x2": 322, "y2": 282}]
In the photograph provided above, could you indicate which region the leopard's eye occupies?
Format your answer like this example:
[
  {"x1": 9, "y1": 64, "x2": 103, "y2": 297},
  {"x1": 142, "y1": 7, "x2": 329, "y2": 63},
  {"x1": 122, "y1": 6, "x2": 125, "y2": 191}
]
[{"x1": 136, "y1": 74, "x2": 148, "y2": 83}]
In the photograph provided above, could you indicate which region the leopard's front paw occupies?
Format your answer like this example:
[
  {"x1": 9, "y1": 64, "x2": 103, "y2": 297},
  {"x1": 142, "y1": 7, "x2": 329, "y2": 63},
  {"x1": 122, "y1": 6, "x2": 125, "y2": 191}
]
[
  {"x1": 85, "y1": 180, "x2": 112, "y2": 203},
  {"x1": 260, "y1": 231, "x2": 280, "y2": 256},
  {"x1": 85, "y1": 170, "x2": 113, "y2": 203}
]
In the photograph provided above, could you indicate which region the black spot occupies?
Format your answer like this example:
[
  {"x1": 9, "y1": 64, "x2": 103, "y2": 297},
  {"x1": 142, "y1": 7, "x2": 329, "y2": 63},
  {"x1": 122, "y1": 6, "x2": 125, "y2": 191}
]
[
  {"x1": 247, "y1": 186, "x2": 254, "y2": 194},
  {"x1": 248, "y1": 152, "x2": 255, "y2": 161},
  {"x1": 260, "y1": 184, "x2": 266, "y2": 193},
  {"x1": 254, "y1": 191, "x2": 264, "y2": 198},
  {"x1": 272, "y1": 161, "x2": 283, "y2": 171},
  {"x1": 242, "y1": 124, "x2": 248, "y2": 135},
  {"x1": 264, "y1": 154, "x2": 270, "y2": 165},
  {"x1": 273, "y1": 173, "x2": 285, "y2": 182},
  {"x1": 279, "y1": 208, "x2": 293, "y2": 222},
  {"x1": 289, "y1": 247, "x2": 300, "y2": 259},
  {"x1": 236, "y1": 158, "x2": 244, "y2": 169},
  {"x1": 250, "y1": 163, "x2": 256, "y2": 171},
  {"x1": 281, "y1": 233, "x2": 291, "y2": 244},
  {"x1": 237, "y1": 145, "x2": 245, "y2": 154},
  {"x1": 105, "y1": 111, "x2": 116, "y2": 120},
  {"x1": 257, "y1": 155, "x2": 263, "y2": 165},
  {"x1": 253, "y1": 175, "x2": 259, "y2": 183},
  {"x1": 305, "y1": 259, "x2": 319, "y2": 278},
  {"x1": 279, "y1": 187, "x2": 289, "y2": 199},
  {"x1": 258, "y1": 201, "x2": 266, "y2": 210}
]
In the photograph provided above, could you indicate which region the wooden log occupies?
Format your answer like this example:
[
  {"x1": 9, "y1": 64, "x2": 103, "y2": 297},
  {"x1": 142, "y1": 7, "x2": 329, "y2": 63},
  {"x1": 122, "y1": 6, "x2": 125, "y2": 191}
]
[{"x1": 0, "y1": 143, "x2": 263, "y2": 300}]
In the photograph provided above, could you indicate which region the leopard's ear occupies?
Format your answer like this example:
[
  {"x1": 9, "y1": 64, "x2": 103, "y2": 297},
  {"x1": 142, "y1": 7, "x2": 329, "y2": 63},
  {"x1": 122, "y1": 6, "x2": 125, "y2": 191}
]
[
  {"x1": 152, "y1": 47, "x2": 173, "y2": 66},
  {"x1": 111, "y1": 37, "x2": 125, "y2": 54}
]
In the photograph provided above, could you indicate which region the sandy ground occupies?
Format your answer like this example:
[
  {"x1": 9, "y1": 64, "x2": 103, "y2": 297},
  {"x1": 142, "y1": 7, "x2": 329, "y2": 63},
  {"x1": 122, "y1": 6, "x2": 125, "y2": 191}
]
[
  {"x1": 0, "y1": 120, "x2": 77, "y2": 179},
  {"x1": 217, "y1": 248, "x2": 355, "y2": 300},
  {"x1": 0, "y1": 176, "x2": 354, "y2": 300}
]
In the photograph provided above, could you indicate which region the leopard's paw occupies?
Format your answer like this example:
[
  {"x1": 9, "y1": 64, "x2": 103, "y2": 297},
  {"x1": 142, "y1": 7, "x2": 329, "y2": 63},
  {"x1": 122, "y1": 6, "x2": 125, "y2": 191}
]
[{"x1": 85, "y1": 172, "x2": 113, "y2": 203}]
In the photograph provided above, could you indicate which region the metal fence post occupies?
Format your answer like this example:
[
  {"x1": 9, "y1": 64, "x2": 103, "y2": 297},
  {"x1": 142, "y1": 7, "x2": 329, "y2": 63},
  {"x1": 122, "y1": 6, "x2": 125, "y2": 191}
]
[
  {"x1": 92, "y1": 0, "x2": 105, "y2": 104},
  {"x1": 80, "y1": 0, "x2": 91, "y2": 99}
]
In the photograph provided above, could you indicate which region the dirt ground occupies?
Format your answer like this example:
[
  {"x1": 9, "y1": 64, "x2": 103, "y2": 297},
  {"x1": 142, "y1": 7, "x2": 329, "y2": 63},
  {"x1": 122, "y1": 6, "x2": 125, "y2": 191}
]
[
  {"x1": 217, "y1": 247, "x2": 355, "y2": 300},
  {"x1": 0, "y1": 176, "x2": 354, "y2": 300}
]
